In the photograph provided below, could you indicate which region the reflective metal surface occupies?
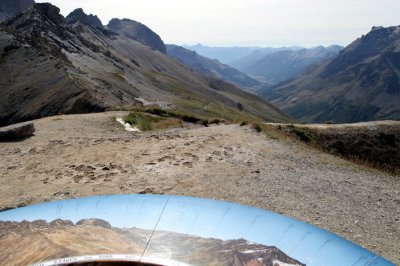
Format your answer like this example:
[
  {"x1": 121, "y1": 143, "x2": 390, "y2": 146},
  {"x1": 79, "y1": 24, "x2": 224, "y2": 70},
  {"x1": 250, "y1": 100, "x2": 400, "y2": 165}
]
[{"x1": 0, "y1": 194, "x2": 394, "y2": 266}]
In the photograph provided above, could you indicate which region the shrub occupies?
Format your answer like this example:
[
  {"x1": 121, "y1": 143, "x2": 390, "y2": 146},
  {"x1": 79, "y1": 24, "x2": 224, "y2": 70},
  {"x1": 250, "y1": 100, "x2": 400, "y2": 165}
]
[
  {"x1": 124, "y1": 111, "x2": 186, "y2": 131},
  {"x1": 209, "y1": 119, "x2": 223, "y2": 125},
  {"x1": 291, "y1": 127, "x2": 312, "y2": 142},
  {"x1": 124, "y1": 112, "x2": 161, "y2": 131},
  {"x1": 252, "y1": 123, "x2": 263, "y2": 133},
  {"x1": 202, "y1": 120, "x2": 209, "y2": 127}
]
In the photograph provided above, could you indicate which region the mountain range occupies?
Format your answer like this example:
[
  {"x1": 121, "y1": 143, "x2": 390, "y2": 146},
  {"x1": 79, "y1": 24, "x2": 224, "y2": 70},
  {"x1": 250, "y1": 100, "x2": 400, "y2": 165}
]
[
  {"x1": 0, "y1": 218, "x2": 305, "y2": 266},
  {"x1": 182, "y1": 44, "x2": 263, "y2": 64},
  {"x1": 184, "y1": 44, "x2": 343, "y2": 85},
  {"x1": 167, "y1": 44, "x2": 263, "y2": 91},
  {"x1": 261, "y1": 26, "x2": 400, "y2": 123},
  {"x1": 241, "y1": 46, "x2": 343, "y2": 84},
  {"x1": 0, "y1": 3, "x2": 291, "y2": 127}
]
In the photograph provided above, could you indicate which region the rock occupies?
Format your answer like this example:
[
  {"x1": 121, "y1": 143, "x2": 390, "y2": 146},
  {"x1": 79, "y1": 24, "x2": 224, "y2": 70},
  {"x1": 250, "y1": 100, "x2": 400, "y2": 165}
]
[
  {"x1": 107, "y1": 18, "x2": 167, "y2": 53},
  {"x1": 0, "y1": 121, "x2": 35, "y2": 141},
  {"x1": 33, "y1": 3, "x2": 63, "y2": 24},
  {"x1": 66, "y1": 8, "x2": 104, "y2": 29}
]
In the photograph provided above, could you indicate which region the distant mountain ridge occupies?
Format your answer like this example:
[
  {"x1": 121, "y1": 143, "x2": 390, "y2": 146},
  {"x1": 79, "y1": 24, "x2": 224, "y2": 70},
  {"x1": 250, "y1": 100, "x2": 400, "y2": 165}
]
[
  {"x1": 183, "y1": 44, "x2": 259, "y2": 63},
  {"x1": 243, "y1": 45, "x2": 342, "y2": 84},
  {"x1": 261, "y1": 26, "x2": 400, "y2": 123},
  {"x1": 167, "y1": 44, "x2": 263, "y2": 90},
  {"x1": 185, "y1": 44, "x2": 342, "y2": 85},
  {"x1": 229, "y1": 48, "x2": 297, "y2": 71}
]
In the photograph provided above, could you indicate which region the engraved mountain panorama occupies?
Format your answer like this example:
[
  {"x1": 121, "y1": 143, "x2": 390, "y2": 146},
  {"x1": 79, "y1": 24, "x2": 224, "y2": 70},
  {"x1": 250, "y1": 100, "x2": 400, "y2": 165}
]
[{"x1": 0, "y1": 219, "x2": 305, "y2": 266}]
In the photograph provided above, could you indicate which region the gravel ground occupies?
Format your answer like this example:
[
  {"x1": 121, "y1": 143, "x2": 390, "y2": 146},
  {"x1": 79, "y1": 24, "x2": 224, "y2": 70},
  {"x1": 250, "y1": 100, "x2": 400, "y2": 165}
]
[{"x1": 0, "y1": 112, "x2": 399, "y2": 264}]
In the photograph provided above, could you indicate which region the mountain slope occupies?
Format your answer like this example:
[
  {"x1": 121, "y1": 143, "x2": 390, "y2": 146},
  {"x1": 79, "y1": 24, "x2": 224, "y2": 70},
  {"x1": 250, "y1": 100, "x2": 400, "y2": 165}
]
[
  {"x1": 262, "y1": 26, "x2": 400, "y2": 123},
  {"x1": 244, "y1": 46, "x2": 342, "y2": 84},
  {"x1": 0, "y1": 0, "x2": 34, "y2": 23},
  {"x1": 107, "y1": 18, "x2": 166, "y2": 53},
  {"x1": 0, "y1": 3, "x2": 291, "y2": 126},
  {"x1": 166, "y1": 44, "x2": 262, "y2": 90}
]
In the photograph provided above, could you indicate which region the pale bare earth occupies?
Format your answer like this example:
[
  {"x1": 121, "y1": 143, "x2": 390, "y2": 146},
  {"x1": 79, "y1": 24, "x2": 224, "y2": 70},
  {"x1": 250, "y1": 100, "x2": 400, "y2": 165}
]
[{"x1": 0, "y1": 112, "x2": 399, "y2": 264}]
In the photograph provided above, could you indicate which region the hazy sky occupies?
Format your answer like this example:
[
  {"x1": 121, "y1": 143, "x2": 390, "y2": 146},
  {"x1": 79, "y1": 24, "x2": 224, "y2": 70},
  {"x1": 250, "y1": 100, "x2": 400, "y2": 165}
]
[{"x1": 36, "y1": 0, "x2": 400, "y2": 47}]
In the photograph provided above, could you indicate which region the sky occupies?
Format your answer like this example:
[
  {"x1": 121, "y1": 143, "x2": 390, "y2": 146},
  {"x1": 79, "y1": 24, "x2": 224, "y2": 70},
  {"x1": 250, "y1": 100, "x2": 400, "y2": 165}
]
[{"x1": 35, "y1": 0, "x2": 400, "y2": 47}]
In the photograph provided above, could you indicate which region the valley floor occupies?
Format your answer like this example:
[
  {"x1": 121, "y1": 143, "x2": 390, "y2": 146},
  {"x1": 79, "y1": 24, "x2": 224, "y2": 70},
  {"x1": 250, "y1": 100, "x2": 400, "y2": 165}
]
[{"x1": 0, "y1": 112, "x2": 399, "y2": 264}]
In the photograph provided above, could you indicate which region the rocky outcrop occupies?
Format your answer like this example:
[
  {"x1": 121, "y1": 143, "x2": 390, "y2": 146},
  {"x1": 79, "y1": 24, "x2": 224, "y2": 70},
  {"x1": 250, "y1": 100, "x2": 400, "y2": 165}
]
[
  {"x1": 107, "y1": 18, "x2": 166, "y2": 53},
  {"x1": 66, "y1": 8, "x2": 104, "y2": 29},
  {"x1": 0, "y1": 121, "x2": 35, "y2": 141},
  {"x1": 31, "y1": 2, "x2": 62, "y2": 24}
]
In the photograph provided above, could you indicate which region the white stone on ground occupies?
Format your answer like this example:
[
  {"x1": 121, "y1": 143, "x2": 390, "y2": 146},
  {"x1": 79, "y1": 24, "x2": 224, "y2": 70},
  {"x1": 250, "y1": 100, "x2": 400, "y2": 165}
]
[{"x1": 116, "y1": 117, "x2": 141, "y2": 132}]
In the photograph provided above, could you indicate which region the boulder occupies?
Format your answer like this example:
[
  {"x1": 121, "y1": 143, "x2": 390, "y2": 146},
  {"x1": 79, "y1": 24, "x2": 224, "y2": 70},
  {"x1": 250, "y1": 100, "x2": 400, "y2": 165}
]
[{"x1": 0, "y1": 121, "x2": 35, "y2": 141}]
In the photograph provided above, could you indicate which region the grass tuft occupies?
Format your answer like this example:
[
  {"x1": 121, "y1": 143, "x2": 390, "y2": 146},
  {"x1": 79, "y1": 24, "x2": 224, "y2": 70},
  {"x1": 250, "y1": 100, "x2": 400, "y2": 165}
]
[
  {"x1": 252, "y1": 123, "x2": 263, "y2": 133},
  {"x1": 123, "y1": 106, "x2": 222, "y2": 131}
]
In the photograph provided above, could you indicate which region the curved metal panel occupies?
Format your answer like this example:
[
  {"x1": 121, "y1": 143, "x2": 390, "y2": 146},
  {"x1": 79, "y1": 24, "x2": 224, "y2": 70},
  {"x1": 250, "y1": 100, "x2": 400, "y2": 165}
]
[{"x1": 0, "y1": 194, "x2": 394, "y2": 266}]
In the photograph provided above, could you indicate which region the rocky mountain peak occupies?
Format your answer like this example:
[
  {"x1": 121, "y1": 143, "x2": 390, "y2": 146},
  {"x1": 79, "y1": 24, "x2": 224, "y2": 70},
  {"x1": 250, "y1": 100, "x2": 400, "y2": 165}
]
[
  {"x1": 66, "y1": 8, "x2": 104, "y2": 29},
  {"x1": 32, "y1": 3, "x2": 63, "y2": 23},
  {"x1": 107, "y1": 18, "x2": 166, "y2": 53},
  {"x1": 323, "y1": 25, "x2": 400, "y2": 76},
  {"x1": 2, "y1": 3, "x2": 67, "y2": 37},
  {"x1": 263, "y1": 25, "x2": 400, "y2": 123}
]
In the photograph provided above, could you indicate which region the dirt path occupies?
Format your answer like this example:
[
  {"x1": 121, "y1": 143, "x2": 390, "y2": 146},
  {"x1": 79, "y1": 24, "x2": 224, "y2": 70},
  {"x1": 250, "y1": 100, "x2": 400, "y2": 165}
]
[{"x1": 0, "y1": 112, "x2": 399, "y2": 264}]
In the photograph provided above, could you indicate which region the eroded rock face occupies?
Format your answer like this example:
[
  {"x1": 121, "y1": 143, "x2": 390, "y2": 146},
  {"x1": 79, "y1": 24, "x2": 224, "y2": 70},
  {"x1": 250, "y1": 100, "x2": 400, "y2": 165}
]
[
  {"x1": 0, "y1": 121, "x2": 35, "y2": 141},
  {"x1": 107, "y1": 18, "x2": 167, "y2": 53},
  {"x1": 32, "y1": 3, "x2": 63, "y2": 24}
]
